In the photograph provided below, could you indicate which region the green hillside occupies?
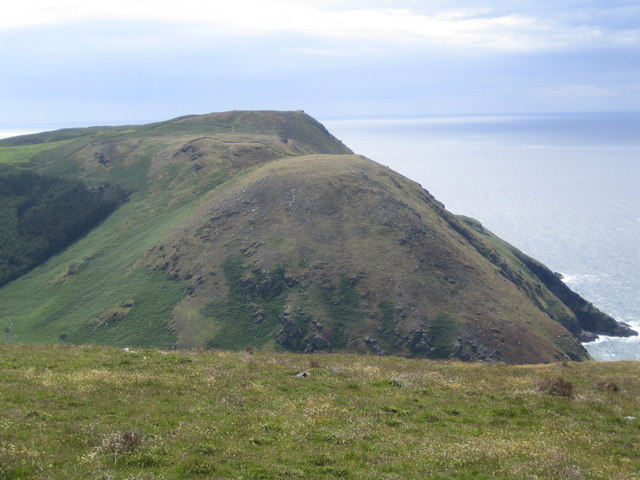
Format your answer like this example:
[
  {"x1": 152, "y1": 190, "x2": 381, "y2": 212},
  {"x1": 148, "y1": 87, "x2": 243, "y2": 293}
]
[
  {"x1": 1, "y1": 344, "x2": 638, "y2": 479},
  {"x1": 0, "y1": 111, "x2": 635, "y2": 363},
  {"x1": 0, "y1": 111, "x2": 354, "y2": 349},
  {"x1": 0, "y1": 170, "x2": 127, "y2": 286}
]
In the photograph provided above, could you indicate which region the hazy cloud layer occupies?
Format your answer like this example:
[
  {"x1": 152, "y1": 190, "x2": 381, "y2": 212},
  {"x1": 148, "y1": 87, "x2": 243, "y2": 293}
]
[
  {"x1": 1, "y1": 1, "x2": 639, "y2": 128},
  {"x1": 4, "y1": 1, "x2": 639, "y2": 49}
]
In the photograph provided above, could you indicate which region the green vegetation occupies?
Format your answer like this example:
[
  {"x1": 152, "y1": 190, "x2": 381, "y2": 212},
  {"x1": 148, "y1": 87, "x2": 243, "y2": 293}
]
[
  {"x1": 202, "y1": 256, "x2": 292, "y2": 350},
  {"x1": 376, "y1": 300, "x2": 398, "y2": 351},
  {"x1": 0, "y1": 170, "x2": 128, "y2": 286},
  {"x1": 0, "y1": 344, "x2": 638, "y2": 479},
  {"x1": 0, "y1": 139, "x2": 74, "y2": 164},
  {"x1": 0, "y1": 111, "x2": 350, "y2": 350},
  {"x1": 69, "y1": 269, "x2": 183, "y2": 348},
  {"x1": 458, "y1": 215, "x2": 634, "y2": 340},
  {"x1": 429, "y1": 314, "x2": 459, "y2": 359},
  {"x1": 320, "y1": 275, "x2": 364, "y2": 349},
  {"x1": 0, "y1": 198, "x2": 193, "y2": 346}
]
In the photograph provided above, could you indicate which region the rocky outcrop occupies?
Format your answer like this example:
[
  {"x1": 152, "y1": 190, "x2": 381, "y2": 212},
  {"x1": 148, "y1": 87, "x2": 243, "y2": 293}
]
[
  {"x1": 457, "y1": 216, "x2": 637, "y2": 344},
  {"x1": 513, "y1": 251, "x2": 638, "y2": 340}
]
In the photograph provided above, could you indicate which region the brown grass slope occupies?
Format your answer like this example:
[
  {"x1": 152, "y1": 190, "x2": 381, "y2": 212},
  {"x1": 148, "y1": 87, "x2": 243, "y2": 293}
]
[{"x1": 144, "y1": 152, "x2": 615, "y2": 363}]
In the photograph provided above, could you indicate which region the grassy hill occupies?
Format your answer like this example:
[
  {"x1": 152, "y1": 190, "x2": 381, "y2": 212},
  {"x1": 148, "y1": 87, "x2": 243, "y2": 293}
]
[
  {"x1": 0, "y1": 111, "x2": 635, "y2": 363},
  {"x1": 0, "y1": 111, "x2": 354, "y2": 350},
  {"x1": 0, "y1": 344, "x2": 638, "y2": 479}
]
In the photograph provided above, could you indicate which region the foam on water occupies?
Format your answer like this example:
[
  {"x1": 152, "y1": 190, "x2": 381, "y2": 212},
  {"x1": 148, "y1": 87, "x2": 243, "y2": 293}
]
[
  {"x1": 560, "y1": 273, "x2": 600, "y2": 286},
  {"x1": 562, "y1": 272, "x2": 640, "y2": 360}
]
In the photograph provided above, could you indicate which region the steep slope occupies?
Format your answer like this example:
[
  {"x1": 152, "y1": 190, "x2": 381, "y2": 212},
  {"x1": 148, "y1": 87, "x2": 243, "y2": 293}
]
[
  {"x1": 0, "y1": 111, "x2": 634, "y2": 363},
  {"x1": 457, "y1": 217, "x2": 637, "y2": 341},
  {"x1": 143, "y1": 153, "x2": 602, "y2": 363}
]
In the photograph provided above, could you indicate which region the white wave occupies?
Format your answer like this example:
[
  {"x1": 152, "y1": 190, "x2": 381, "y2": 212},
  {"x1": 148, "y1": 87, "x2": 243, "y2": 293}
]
[
  {"x1": 560, "y1": 272, "x2": 600, "y2": 286},
  {"x1": 585, "y1": 334, "x2": 640, "y2": 361}
]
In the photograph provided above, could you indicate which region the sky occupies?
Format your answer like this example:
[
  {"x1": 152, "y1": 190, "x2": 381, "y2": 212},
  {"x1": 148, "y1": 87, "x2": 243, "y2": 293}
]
[{"x1": 1, "y1": 0, "x2": 639, "y2": 132}]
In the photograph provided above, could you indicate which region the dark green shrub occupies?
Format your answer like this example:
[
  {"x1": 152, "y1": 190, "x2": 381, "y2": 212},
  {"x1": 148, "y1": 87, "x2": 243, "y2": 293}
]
[{"x1": 429, "y1": 314, "x2": 458, "y2": 359}]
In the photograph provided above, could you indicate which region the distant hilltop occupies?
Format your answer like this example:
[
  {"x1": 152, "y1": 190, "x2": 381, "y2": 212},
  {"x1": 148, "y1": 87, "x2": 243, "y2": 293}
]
[{"x1": 0, "y1": 110, "x2": 635, "y2": 363}]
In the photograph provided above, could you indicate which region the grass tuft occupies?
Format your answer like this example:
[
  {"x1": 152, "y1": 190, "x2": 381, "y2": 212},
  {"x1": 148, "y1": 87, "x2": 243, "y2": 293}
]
[
  {"x1": 536, "y1": 377, "x2": 575, "y2": 398},
  {"x1": 100, "y1": 431, "x2": 141, "y2": 455},
  {"x1": 595, "y1": 380, "x2": 619, "y2": 392}
]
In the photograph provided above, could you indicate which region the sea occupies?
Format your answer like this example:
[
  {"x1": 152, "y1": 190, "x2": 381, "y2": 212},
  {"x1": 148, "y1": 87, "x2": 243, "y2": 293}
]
[{"x1": 324, "y1": 112, "x2": 640, "y2": 361}]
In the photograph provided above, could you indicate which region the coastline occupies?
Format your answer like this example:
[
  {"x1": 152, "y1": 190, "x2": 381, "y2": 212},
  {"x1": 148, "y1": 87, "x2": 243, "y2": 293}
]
[{"x1": 325, "y1": 113, "x2": 640, "y2": 361}]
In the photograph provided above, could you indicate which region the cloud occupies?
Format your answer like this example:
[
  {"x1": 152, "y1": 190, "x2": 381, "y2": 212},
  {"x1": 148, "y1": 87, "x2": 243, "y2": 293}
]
[
  {"x1": 1, "y1": 0, "x2": 638, "y2": 124},
  {"x1": 2, "y1": 1, "x2": 639, "y2": 52}
]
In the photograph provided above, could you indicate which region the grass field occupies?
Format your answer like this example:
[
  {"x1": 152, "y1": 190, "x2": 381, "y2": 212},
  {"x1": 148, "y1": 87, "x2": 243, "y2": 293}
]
[
  {"x1": 0, "y1": 140, "x2": 75, "y2": 165},
  {"x1": 0, "y1": 194, "x2": 194, "y2": 347},
  {"x1": 0, "y1": 344, "x2": 638, "y2": 479}
]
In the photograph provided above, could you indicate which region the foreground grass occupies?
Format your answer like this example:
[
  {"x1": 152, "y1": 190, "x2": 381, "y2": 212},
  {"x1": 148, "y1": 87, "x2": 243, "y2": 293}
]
[{"x1": 0, "y1": 345, "x2": 638, "y2": 479}]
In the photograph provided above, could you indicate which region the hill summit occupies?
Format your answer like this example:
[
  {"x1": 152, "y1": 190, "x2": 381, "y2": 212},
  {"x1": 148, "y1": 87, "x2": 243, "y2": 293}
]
[{"x1": 0, "y1": 110, "x2": 635, "y2": 363}]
